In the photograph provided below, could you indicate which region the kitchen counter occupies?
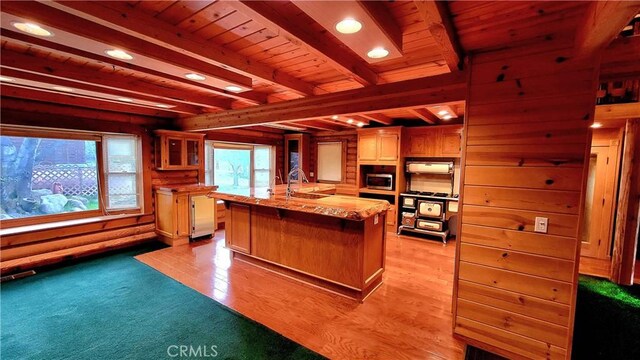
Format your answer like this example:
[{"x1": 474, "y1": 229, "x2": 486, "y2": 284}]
[
  {"x1": 209, "y1": 183, "x2": 389, "y2": 221},
  {"x1": 213, "y1": 183, "x2": 388, "y2": 301}
]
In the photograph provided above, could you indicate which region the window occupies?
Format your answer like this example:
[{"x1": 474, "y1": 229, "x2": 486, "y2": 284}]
[
  {"x1": 0, "y1": 127, "x2": 142, "y2": 226},
  {"x1": 104, "y1": 135, "x2": 141, "y2": 210},
  {"x1": 317, "y1": 141, "x2": 345, "y2": 182},
  {"x1": 204, "y1": 141, "x2": 274, "y2": 191}
]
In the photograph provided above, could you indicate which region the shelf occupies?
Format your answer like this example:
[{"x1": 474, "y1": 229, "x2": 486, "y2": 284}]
[{"x1": 358, "y1": 188, "x2": 396, "y2": 196}]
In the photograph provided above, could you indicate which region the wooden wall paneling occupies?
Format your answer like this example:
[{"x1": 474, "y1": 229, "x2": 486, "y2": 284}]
[
  {"x1": 611, "y1": 119, "x2": 640, "y2": 284},
  {"x1": 453, "y1": 42, "x2": 599, "y2": 359}
]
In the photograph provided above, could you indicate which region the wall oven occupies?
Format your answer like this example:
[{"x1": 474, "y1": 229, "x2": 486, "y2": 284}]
[
  {"x1": 417, "y1": 200, "x2": 444, "y2": 219},
  {"x1": 366, "y1": 173, "x2": 394, "y2": 190}
]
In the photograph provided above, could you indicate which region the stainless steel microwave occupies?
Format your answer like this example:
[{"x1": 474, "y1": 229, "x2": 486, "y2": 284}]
[{"x1": 366, "y1": 174, "x2": 394, "y2": 190}]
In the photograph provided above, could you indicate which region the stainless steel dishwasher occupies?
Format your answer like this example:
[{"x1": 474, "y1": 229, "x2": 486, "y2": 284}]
[{"x1": 190, "y1": 195, "x2": 216, "y2": 239}]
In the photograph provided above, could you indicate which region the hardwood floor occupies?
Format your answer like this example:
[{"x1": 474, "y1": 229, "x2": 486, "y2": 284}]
[{"x1": 136, "y1": 231, "x2": 465, "y2": 360}]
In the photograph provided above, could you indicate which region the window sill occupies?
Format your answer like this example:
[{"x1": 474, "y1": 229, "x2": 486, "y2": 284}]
[{"x1": 0, "y1": 212, "x2": 151, "y2": 238}]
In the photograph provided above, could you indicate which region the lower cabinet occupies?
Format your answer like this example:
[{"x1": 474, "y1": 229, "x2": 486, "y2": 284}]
[
  {"x1": 226, "y1": 203, "x2": 251, "y2": 253},
  {"x1": 154, "y1": 185, "x2": 216, "y2": 246}
]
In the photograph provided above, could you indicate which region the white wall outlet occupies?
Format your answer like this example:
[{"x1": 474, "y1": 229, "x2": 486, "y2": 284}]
[
  {"x1": 534, "y1": 217, "x2": 548, "y2": 233},
  {"x1": 374, "y1": 214, "x2": 379, "y2": 225},
  {"x1": 309, "y1": 171, "x2": 314, "y2": 177}
]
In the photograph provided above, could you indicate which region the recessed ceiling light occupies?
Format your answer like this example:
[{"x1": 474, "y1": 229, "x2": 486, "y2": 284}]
[
  {"x1": 367, "y1": 47, "x2": 389, "y2": 59},
  {"x1": 437, "y1": 110, "x2": 449, "y2": 116},
  {"x1": 52, "y1": 86, "x2": 74, "y2": 92},
  {"x1": 105, "y1": 49, "x2": 134, "y2": 60},
  {"x1": 185, "y1": 73, "x2": 206, "y2": 81},
  {"x1": 591, "y1": 122, "x2": 603, "y2": 128},
  {"x1": 117, "y1": 97, "x2": 134, "y2": 102},
  {"x1": 0, "y1": 76, "x2": 15, "y2": 82},
  {"x1": 155, "y1": 104, "x2": 175, "y2": 109},
  {"x1": 12, "y1": 22, "x2": 53, "y2": 37},
  {"x1": 442, "y1": 114, "x2": 453, "y2": 120},
  {"x1": 347, "y1": 118, "x2": 354, "y2": 124},
  {"x1": 225, "y1": 85, "x2": 243, "y2": 92},
  {"x1": 335, "y1": 18, "x2": 362, "y2": 34},
  {"x1": 331, "y1": 115, "x2": 339, "y2": 120},
  {"x1": 356, "y1": 122, "x2": 365, "y2": 127}
]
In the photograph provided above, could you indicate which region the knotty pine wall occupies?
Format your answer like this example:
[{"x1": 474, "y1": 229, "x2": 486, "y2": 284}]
[
  {"x1": 308, "y1": 131, "x2": 358, "y2": 185},
  {"x1": 453, "y1": 46, "x2": 600, "y2": 359},
  {"x1": 0, "y1": 103, "x2": 164, "y2": 274}
]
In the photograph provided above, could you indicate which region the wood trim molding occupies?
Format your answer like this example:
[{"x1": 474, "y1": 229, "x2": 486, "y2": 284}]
[
  {"x1": 178, "y1": 71, "x2": 467, "y2": 130},
  {"x1": 413, "y1": 0, "x2": 463, "y2": 71}
]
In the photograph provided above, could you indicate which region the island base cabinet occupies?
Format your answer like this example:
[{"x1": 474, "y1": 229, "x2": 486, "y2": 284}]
[
  {"x1": 226, "y1": 203, "x2": 251, "y2": 254},
  {"x1": 226, "y1": 203, "x2": 386, "y2": 301}
]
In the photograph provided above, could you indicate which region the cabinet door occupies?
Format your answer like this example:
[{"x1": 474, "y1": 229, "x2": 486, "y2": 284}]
[
  {"x1": 228, "y1": 203, "x2": 251, "y2": 253},
  {"x1": 186, "y1": 140, "x2": 200, "y2": 166},
  {"x1": 378, "y1": 134, "x2": 399, "y2": 161},
  {"x1": 358, "y1": 133, "x2": 378, "y2": 161},
  {"x1": 176, "y1": 194, "x2": 190, "y2": 237},
  {"x1": 441, "y1": 130, "x2": 462, "y2": 157},
  {"x1": 167, "y1": 137, "x2": 184, "y2": 167},
  {"x1": 407, "y1": 133, "x2": 426, "y2": 157}
]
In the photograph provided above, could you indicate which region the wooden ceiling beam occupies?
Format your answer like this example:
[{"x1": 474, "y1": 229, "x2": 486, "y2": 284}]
[
  {"x1": 1, "y1": 85, "x2": 176, "y2": 118},
  {"x1": 46, "y1": 0, "x2": 316, "y2": 97},
  {"x1": 178, "y1": 71, "x2": 467, "y2": 130},
  {"x1": 0, "y1": 47, "x2": 231, "y2": 111},
  {"x1": 413, "y1": 1, "x2": 463, "y2": 71},
  {"x1": 1, "y1": 2, "x2": 252, "y2": 91},
  {"x1": 408, "y1": 108, "x2": 439, "y2": 124},
  {"x1": 575, "y1": 1, "x2": 640, "y2": 55},
  {"x1": 0, "y1": 29, "x2": 261, "y2": 106},
  {"x1": 292, "y1": 120, "x2": 345, "y2": 132},
  {"x1": 596, "y1": 103, "x2": 640, "y2": 121},
  {"x1": 0, "y1": 66, "x2": 203, "y2": 116},
  {"x1": 357, "y1": 1, "x2": 403, "y2": 53},
  {"x1": 230, "y1": 0, "x2": 379, "y2": 86},
  {"x1": 358, "y1": 113, "x2": 394, "y2": 125}
]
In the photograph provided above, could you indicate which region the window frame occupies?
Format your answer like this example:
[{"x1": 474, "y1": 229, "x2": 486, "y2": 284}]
[
  {"x1": 102, "y1": 134, "x2": 143, "y2": 213},
  {"x1": 316, "y1": 140, "x2": 347, "y2": 184},
  {"x1": 205, "y1": 141, "x2": 275, "y2": 189},
  {"x1": 0, "y1": 125, "x2": 143, "y2": 229}
]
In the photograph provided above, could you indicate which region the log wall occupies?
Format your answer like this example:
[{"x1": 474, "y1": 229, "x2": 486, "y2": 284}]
[{"x1": 453, "y1": 45, "x2": 600, "y2": 359}]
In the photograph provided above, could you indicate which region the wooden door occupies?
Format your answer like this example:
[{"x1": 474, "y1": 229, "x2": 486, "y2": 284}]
[
  {"x1": 581, "y1": 145, "x2": 619, "y2": 259},
  {"x1": 378, "y1": 134, "x2": 398, "y2": 161},
  {"x1": 441, "y1": 129, "x2": 462, "y2": 157},
  {"x1": 227, "y1": 203, "x2": 251, "y2": 253},
  {"x1": 407, "y1": 133, "x2": 426, "y2": 156},
  {"x1": 358, "y1": 133, "x2": 378, "y2": 161}
]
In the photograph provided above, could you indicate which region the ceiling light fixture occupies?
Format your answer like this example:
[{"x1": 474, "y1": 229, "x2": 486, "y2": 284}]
[
  {"x1": 0, "y1": 76, "x2": 15, "y2": 82},
  {"x1": 437, "y1": 110, "x2": 449, "y2": 116},
  {"x1": 117, "y1": 97, "x2": 134, "y2": 102},
  {"x1": 367, "y1": 47, "x2": 389, "y2": 59},
  {"x1": 335, "y1": 18, "x2": 362, "y2": 34},
  {"x1": 225, "y1": 85, "x2": 243, "y2": 93},
  {"x1": 155, "y1": 104, "x2": 174, "y2": 109},
  {"x1": 347, "y1": 118, "x2": 354, "y2": 124},
  {"x1": 52, "y1": 86, "x2": 74, "y2": 92},
  {"x1": 591, "y1": 122, "x2": 603, "y2": 128},
  {"x1": 12, "y1": 22, "x2": 53, "y2": 37},
  {"x1": 185, "y1": 73, "x2": 206, "y2": 81},
  {"x1": 105, "y1": 49, "x2": 134, "y2": 60},
  {"x1": 442, "y1": 114, "x2": 453, "y2": 121},
  {"x1": 356, "y1": 122, "x2": 365, "y2": 127},
  {"x1": 331, "y1": 115, "x2": 339, "y2": 120}
]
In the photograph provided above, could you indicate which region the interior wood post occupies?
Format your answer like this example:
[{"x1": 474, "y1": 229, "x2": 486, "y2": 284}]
[{"x1": 610, "y1": 119, "x2": 640, "y2": 284}]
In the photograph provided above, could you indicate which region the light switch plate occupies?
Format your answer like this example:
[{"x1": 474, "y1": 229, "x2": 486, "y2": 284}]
[
  {"x1": 374, "y1": 214, "x2": 379, "y2": 225},
  {"x1": 309, "y1": 172, "x2": 314, "y2": 177},
  {"x1": 534, "y1": 217, "x2": 548, "y2": 233}
]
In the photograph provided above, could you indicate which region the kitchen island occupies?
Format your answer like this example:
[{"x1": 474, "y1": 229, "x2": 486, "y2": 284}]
[{"x1": 210, "y1": 183, "x2": 389, "y2": 301}]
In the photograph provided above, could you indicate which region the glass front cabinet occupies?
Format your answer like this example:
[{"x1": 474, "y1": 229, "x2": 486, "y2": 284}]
[{"x1": 155, "y1": 130, "x2": 205, "y2": 170}]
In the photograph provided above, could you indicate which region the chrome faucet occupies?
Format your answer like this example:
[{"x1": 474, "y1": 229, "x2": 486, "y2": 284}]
[
  {"x1": 267, "y1": 174, "x2": 282, "y2": 197},
  {"x1": 286, "y1": 167, "x2": 309, "y2": 199}
]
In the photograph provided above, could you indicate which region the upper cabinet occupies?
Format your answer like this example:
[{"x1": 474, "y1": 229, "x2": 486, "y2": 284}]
[
  {"x1": 155, "y1": 130, "x2": 205, "y2": 170},
  {"x1": 357, "y1": 127, "x2": 401, "y2": 164},
  {"x1": 403, "y1": 125, "x2": 462, "y2": 158}
]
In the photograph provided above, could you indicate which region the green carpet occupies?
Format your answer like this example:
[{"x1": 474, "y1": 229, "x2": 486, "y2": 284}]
[
  {"x1": 572, "y1": 275, "x2": 640, "y2": 359},
  {"x1": 0, "y1": 245, "x2": 326, "y2": 360}
]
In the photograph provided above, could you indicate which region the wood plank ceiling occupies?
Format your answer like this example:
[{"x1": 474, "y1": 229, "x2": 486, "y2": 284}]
[{"x1": 0, "y1": 1, "x2": 634, "y2": 132}]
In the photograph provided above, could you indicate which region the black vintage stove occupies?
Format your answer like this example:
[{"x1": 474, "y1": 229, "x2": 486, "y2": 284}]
[{"x1": 397, "y1": 191, "x2": 459, "y2": 244}]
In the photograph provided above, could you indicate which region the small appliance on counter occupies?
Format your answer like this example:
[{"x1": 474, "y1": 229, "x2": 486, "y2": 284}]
[{"x1": 397, "y1": 161, "x2": 459, "y2": 244}]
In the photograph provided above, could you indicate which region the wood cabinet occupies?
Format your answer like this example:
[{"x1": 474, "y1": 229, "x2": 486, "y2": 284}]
[
  {"x1": 154, "y1": 130, "x2": 205, "y2": 170},
  {"x1": 227, "y1": 203, "x2": 251, "y2": 253},
  {"x1": 284, "y1": 133, "x2": 310, "y2": 180},
  {"x1": 403, "y1": 125, "x2": 462, "y2": 158},
  {"x1": 154, "y1": 185, "x2": 216, "y2": 246},
  {"x1": 357, "y1": 127, "x2": 400, "y2": 163}
]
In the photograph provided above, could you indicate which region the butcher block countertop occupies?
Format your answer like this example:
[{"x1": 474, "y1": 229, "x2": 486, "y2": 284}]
[{"x1": 209, "y1": 183, "x2": 389, "y2": 221}]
